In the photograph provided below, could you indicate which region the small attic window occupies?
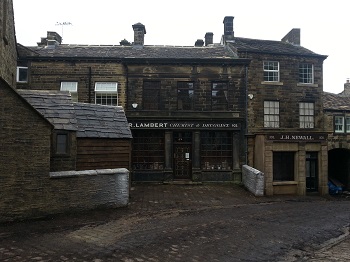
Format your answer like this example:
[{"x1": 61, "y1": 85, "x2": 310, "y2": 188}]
[
  {"x1": 61, "y1": 81, "x2": 78, "y2": 102},
  {"x1": 16, "y1": 67, "x2": 28, "y2": 83},
  {"x1": 95, "y1": 82, "x2": 118, "y2": 106}
]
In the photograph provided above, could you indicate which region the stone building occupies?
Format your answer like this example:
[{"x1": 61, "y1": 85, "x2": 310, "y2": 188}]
[
  {"x1": 323, "y1": 81, "x2": 350, "y2": 190},
  {"x1": 16, "y1": 16, "x2": 329, "y2": 195}
]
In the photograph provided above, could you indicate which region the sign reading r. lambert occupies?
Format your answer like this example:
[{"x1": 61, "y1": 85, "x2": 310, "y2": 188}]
[
  {"x1": 129, "y1": 121, "x2": 241, "y2": 130},
  {"x1": 267, "y1": 133, "x2": 327, "y2": 141}
]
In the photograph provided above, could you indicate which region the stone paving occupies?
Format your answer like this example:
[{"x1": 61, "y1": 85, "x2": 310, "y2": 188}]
[{"x1": 0, "y1": 184, "x2": 349, "y2": 261}]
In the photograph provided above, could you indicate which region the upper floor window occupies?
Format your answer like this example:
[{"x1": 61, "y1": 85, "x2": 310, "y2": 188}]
[
  {"x1": 299, "y1": 102, "x2": 314, "y2": 128},
  {"x1": 143, "y1": 81, "x2": 161, "y2": 110},
  {"x1": 16, "y1": 67, "x2": 28, "y2": 83},
  {"x1": 61, "y1": 82, "x2": 78, "y2": 102},
  {"x1": 299, "y1": 64, "x2": 314, "y2": 84},
  {"x1": 95, "y1": 82, "x2": 118, "y2": 106},
  {"x1": 263, "y1": 61, "x2": 279, "y2": 82},
  {"x1": 334, "y1": 116, "x2": 350, "y2": 133},
  {"x1": 212, "y1": 82, "x2": 228, "y2": 111},
  {"x1": 177, "y1": 82, "x2": 194, "y2": 110},
  {"x1": 54, "y1": 132, "x2": 69, "y2": 155},
  {"x1": 264, "y1": 101, "x2": 279, "y2": 128}
]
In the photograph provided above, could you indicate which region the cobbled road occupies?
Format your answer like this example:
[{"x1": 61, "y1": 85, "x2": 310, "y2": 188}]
[{"x1": 0, "y1": 184, "x2": 349, "y2": 261}]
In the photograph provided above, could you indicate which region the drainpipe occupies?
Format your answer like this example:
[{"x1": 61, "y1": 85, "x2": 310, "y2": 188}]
[
  {"x1": 88, "y1": 67, "x2": 92, "y2": 103},
  {"x1": 245, "y1": 65, "x2": 249, "y2": 164}
]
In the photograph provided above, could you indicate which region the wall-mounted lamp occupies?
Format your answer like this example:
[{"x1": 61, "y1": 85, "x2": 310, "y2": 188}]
[
  {"x1": 248, "y1": 94, "x2": 254, "y2": 100},
  {"x1": 132, "y1": 102, "x2": 138, "y2": 109}
]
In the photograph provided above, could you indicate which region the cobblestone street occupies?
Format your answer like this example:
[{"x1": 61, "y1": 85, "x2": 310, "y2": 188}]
[{"x1": 0, "y1": 184, "x2": 349, "y2": 261}]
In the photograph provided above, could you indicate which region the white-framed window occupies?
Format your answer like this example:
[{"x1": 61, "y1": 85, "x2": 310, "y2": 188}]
[
  {"x1": 299, "y1": 102, "x2": 314, "y2": 128},
  {"x1": 333, "y1": 116, "x2": 350, "y2": 133},
  {"x1": 95, "y1": 82, "x2": 118, "y2": 106},
  {"x1": 299, "y1": 63, "x2": 314, "y2": 84},
  {"x1": 16, "y1": 66, "x2": 28, "y2": 83},
  {"x1": 264, "y1": 101, "x2": 279, "y2": 128},
  {"x1": 263, "y1": 61, "x2": 279, "y2": 82},
  {"x1": 60, "y1": 81, "x2": 78, "y2": 102}
]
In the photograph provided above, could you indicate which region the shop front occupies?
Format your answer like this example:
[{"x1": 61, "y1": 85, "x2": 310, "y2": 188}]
[{"x1": 130, "y1": 120, "x2": 244, "y2": 182}]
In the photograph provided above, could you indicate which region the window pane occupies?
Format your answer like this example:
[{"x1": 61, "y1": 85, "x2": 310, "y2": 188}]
[
  {"x1": 177, "y1": 82, "x2": 194, "y2": 110},
  {"x1": 264, "y1": 101, "x2": 279, "y2": 128},
  {"x1": 56, "y1": 134, "x2": 67, "y2": 154},
  {"x1": 299, "y1": 102, "x2": 314, "y2": 128},
  {"x1": 212, "y1": 82, "x2": 228, "y2": 111},
  {"x1": 95, "y1": 93, "x2": 118, "y2": 106},
  {"x1": 263, "y1": 61, "x2": 279, "y2": 82},
  {"x1": 273, "y1": 152, "x2": 295, "y2": 181},
  {"x1": 299, "y1": 64, "x2": 313, "y2": 84},
  {"x1": 335, "y1": 116, "x2": 344, "y2": 133},
  {"x1": 95, "y1": 82, "x2": 118, "y2": 91},
  {"x1": 17, "y1": 67, "x2": 28, "y2": 82},
  {"x1": 201, "y1": 131, "x2": 232, "y2": 170}
]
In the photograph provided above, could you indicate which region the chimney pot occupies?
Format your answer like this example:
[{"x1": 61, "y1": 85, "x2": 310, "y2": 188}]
[
  {"x1": 195, "y1": 39, "x2": 204, "y2": 47},
  {"x1": 205, "y1": 32, "x2": 213, "y2": 46}
]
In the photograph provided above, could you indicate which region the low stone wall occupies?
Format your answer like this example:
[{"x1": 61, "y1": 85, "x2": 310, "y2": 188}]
[
  {"x1": 0, "y1": 168, "x2": 129, "y2": 223},
  {"x1": 242, "y1": 165, "x2": 264, "y2": 196}
]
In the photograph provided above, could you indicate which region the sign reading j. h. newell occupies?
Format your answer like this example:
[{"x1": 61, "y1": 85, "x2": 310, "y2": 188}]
[
  {"x1": 267, "y1": 133, "x2": 327, "y2": 141},
  {"x1": 129, "y1": 121, "x2": 241, "y2": 130}
]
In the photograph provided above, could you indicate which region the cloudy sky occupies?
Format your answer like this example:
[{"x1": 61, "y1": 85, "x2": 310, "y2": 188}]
[{"x1": 13, "y1": 0, "x2": 350, "y2": 94}]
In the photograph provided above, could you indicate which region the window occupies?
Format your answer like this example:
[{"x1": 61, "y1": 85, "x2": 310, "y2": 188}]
[
  {"x1": 334, "y1": 116, "x2": 346, "y2": 133},
  {"x1": 299, "y1": 102, "x2": 314, "y2": 128},
  {"x1": 263, "y1": 61, "x2": 279, "y2": 82},
  {"x1": 177, "y1": 82, "x2": 194, "y2": 110},
  {"x1": 56, "y1": 133, "x2": 68, "y2": 154},
  {"x1": 132, "y1": 130, "x2": 164, "y2": 170},
  {"x1": 201, "y1": 131, "x2": 232, "y2": 170},
  {"x1": 299, "y1": 64, "x2": 314, "y2": 84},
  {"x1": 212, "y1": 82, "x2": 228, "y2": 110},
  {"x1": 273, "y1": 152, "x2": 295, "y2": 181},
  {"x1": 143, "y1": 81, "x2": 161, "y2": 110},
  {"x1": 264, "y1": 101, "x2": 279, "y2": 128},
  {"x1": 16, "y1": 67, "x2": 28, "y2": 83},
  {"x1": 95, "y1": 82, "x2": 118, "y2": 106},
  {"x1": 61, "y1": 82, "x2": 78, "y2": 102}
]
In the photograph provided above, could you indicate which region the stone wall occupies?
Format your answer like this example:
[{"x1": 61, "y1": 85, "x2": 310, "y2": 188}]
[
  {"x1": 0, "y1": 168, "x2": 129, "y2": 222},
  {"x1": 242, "y1": 164, "x2": 264, "y2": 196}
]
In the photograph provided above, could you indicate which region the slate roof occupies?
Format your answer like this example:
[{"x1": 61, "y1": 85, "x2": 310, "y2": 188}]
[
  {"x1": 232, "y1": 37, "x2": 325, "y2": 57},
  {"x1": 74, "y1": 103, "x2": 132, "y2": 139},
  {"x1": 24, "y1": 44, "x2": 238, "y2": 60},
  {"x1": 17, "y1": 90, "x2": 78, "y2": 131},
  {"x1": 21, "y1": 35, "x2": 326, "y2": 60},
  {"x1": 323, "y1": 92, "x2": 350, "y2": 111},
  {"x1": 17, "y1": 90, "x2": 132, "y2": 138}
]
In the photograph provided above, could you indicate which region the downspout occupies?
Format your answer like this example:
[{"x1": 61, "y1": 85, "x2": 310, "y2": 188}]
[
  {"x1": 245, "y1": 65, "x2": 249, "y2": 164},
  {"x1": 88, "y1": 67, "x2": 92, "y2": 103}
]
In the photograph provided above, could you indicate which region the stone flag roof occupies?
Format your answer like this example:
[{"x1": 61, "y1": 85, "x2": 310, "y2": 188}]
[
  {"x1": 323, "y1": 92, "x2": 350, "y2": 111},
  {"x1": 74, "y1": 103, "x2": 132, "y2": 139},
  {"x1": 17, "y1": 90, "x2": 78, "y2": 131},
  {"x1": 18, "y1": 90, "x2": 132, "y2": 138}
]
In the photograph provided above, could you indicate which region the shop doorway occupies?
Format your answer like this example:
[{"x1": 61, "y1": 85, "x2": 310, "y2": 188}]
[
  {"x1": 328, "y1": 148, "x2": 350, "y2": 190},
  {"x1": 306, "y1": 152, "x2": 318, "y2": 192},
  {"x1": 173, "y1": 132, "x2": 192, "y2": 179}
]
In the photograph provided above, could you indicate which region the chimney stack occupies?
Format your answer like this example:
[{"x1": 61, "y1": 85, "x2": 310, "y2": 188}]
[
  {"x1": 281, "y1": 28, "x2": 300, "y2": 46},
  {"x1": 343, "y1": 79, "x2": 350, "y2": 97},
  {"x1": 223, "y1": 16, "x2": 234, "y2": 37},
  {"x1": 37, "y1": 31, "x2": 62, "y2": 47},
  {"x1": 195, "y1": 39, "x2": 204, "y2": 47},
  {"x1": 132, "y1": 23, "x2": 146, "y2": 46},
  {"x1": 205, "y1": 32, "x2": 213, "y2": 46}
]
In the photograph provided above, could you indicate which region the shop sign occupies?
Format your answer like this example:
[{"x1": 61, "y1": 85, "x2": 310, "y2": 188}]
[
  {"x1": 267, "y1": 133, "x2": 327, "y2": 141},
  {"x1": 129, "y1": 121, "x2": 241, "y2": 130}
]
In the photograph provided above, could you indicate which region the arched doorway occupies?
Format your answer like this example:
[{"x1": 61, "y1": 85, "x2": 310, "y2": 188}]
[{"x1": 328, "y1": 148, "x2": 350, "y2": 190}]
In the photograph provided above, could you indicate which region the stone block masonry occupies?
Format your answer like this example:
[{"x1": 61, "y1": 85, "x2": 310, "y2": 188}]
[{"x1": 242, "y1": 165, "x2": 265, "y2": 196}]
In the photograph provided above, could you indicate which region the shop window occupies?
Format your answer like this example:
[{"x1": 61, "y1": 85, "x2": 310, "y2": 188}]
[
  {"x1": 299, "y1": 102, "x2": 314, "y2": 128},
  {"x1": 299, "y1": 63, "x2": 314, "y2": 84},
  {"x1": 177, "y1": 82, "x2": 194, "y2": 110},
  {"x1": 61, "y1": 81, "x2": 78, "y2": 102},
  {"x1": 212, "y1": 82, "x2": 228, "y2": 110},
  {"x1": 264, "y1": 101, "x2": 279, "y2": 128},
  {"x1": 143, "y1": 81, "x2": 161, "y2": 110},
  {"x1": 273, "y1": 152, "x2": 295, "y2": 181},
  {"x1": 16, "y1": 67, "x2": 28, "y2": 83},
  {"x1": 201, "y1": 131, "x2": 232, "y2": 170},
  {"x1": 132, "y1": 130, "x2": 164, "y2": 170},
  {"x1": 263, "y1": 61, "x2": 279, "y2": 82},
  {"x1": 95, "y1": 82, "x2": 118, "y2": 106}
]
